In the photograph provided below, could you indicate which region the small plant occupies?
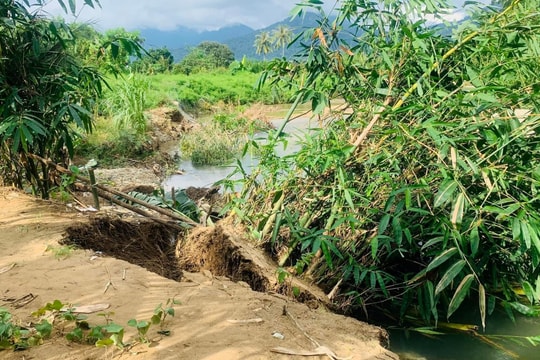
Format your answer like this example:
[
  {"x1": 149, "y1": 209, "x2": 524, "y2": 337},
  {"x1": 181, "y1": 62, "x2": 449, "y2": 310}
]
[
  {"x1": 152, "y1": 298, "x2": 181, "y2": 335},
  {"x1": 127, "y1": 319, "x2": 151, "y2": 343},
  {"x1": 1, "y1": 306, "x2": 52, "y2": 350},
  {"x1": 0, "y1": 299, "x2": 179, "y2": 352},
  {"x1": 45, "y1": 244, "x2": 77, "y2": 259},
  {"x1": 50, "y1": 165, "x2": 80, "y2": 202}
]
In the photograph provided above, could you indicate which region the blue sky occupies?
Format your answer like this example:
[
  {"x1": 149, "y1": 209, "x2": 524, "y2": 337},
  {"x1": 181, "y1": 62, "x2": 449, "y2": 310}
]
[{"x1": 41, "y1": 0, "x2": 486, "y2": 32}]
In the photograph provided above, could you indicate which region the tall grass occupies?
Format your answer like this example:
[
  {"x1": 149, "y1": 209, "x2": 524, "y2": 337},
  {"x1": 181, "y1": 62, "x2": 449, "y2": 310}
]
[
  {"x1": 179, "y1": 111, "x2": 269, "y2": 166},
  {"x1": 100, "y1": 74, "x2": 149, "y2": 135}
]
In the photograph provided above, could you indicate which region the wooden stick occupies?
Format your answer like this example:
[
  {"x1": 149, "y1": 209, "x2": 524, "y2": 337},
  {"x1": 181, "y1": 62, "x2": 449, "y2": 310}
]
[{"x1": 27, "y1": 154, "x2": 197, "y2": 228}]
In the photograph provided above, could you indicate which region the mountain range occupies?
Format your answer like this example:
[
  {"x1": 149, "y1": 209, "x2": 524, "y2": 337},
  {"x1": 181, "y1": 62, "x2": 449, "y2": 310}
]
[{"x1": 138, "y1": 13, "x2": 321, "y2": 62}]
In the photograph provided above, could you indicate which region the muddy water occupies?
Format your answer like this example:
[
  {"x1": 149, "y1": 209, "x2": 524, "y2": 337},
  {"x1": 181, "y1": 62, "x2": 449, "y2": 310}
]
[
  {"x1": 162, "y1": 116, "x2": 318, "y2": 191},
  {"x1": 390, "y1": 310, "x2": 540, "y2": 360}
]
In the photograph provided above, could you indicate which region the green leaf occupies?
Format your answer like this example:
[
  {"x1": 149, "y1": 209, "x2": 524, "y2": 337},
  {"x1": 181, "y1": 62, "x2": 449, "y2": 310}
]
[
  {"x1": 426, "y1": 247, "x2": 458, "y2": 272},
  {"x1": 151, "y1": 314, "x2": 161, "y2": 325},
  {"x1": 378, "y1": 214, "x2": 391, "y2": 234},
  {"x1": 56, "y1": 0, "x2": 68, "y2": 13},
  {"x1": 521, "y1": 220, "x2": 531, "y2": 249},
  {"x1": 371, "y1": 236, "x2": 379, "y2": 259},
  {"x1": 522, "y1": 281, "x2": 535, "y2": 305},
  {"x1": 68, "y1": 0, "x2": 76, "y2": 14},
  {"x1": 451, "y1": 193, "x2": 465, "y2": 226},
  {"x1": 507, "y1": 301, "x2": 540, "y2": 317},
  {"x1": 447, "y1": 274, "x2": 475, "y2": 319},
  {"x1": 103, "y1": 323, "x2": 123, "y2": 334},
  {"x1": 95, "y1": 338, "x2": 114, "y2": 347},
  {"x1": 435, "y1": 260, "x2": 466, "y2": 295},
  {"x1": 434, "y1": 180, "x2": 458, "y2": 208},
  {"x1": 470, "y1": 226, "x2": 480, "y2": 257},
  {"x1": 528, "y1": 223, "x2": 540, "y2": 254}
]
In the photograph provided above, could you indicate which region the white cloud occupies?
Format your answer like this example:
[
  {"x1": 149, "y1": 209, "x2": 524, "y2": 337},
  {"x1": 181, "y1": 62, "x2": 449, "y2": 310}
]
[
  {"x1": 40, "y1": 0, "x2": 486, "y2": 31},
  {"x1": 41, "y1": 0, "x2": 304, "y2": 31}
]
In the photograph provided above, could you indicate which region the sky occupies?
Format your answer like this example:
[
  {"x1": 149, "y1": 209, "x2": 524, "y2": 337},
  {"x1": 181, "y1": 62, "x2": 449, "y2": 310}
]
[{"x1": 40, "y1": 0, "x2": 480, "y2": 32}]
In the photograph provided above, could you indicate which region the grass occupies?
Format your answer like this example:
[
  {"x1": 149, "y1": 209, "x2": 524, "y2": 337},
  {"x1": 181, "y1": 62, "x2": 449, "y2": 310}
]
[
  {"x1": 76, "y1": 68, "x2": 288, "y2": 167},
  {"x1": 179, "y1": 104, "x2": 273, "y2": 166},
  {"x1": 145, "y1": 69, "x2": 293, "y2": 111},
  {"x1": 75, "y1": 117, "x2": 153, "y2": 166}
]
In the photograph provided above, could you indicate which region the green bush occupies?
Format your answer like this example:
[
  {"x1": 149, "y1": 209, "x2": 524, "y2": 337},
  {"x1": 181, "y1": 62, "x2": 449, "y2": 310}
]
[{"x1": 225, "y1": 0, "x2": 540, "y2": 329}]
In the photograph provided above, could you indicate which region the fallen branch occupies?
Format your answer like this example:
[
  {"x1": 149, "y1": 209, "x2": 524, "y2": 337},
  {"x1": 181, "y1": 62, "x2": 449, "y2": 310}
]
[{"x1": 27, "y1": 154, "x2": 198, "y2": 229}]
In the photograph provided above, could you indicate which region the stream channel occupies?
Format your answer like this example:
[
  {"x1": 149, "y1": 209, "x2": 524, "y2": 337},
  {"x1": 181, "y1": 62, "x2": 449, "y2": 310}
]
[{"x1": 162, "y1": 109, "x2": 540, "y2": 360}]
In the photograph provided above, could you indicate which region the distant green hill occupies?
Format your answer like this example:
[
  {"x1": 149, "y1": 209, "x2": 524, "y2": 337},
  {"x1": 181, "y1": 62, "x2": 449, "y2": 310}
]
[
  {"x1": 140, "y1": 12, "x2": 459, "y2": 62},
  {"x1": 139, "y1": 12, "x2": 321, "y2": 62}
]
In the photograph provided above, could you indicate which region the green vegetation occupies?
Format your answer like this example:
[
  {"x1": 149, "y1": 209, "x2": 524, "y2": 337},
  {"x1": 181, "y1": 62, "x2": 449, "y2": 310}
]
[
  {"x1": 180, "y1": 111, "x2": 269, "y2": 166},
  {"x1": 101, "y1": 74, "x2": 150, "y2": 135},
  {"x1": 0, "y1": 298, "x2": 178, "y2": 351},
  {"x1": 131, "y1": 47, "x2": 174, "y2": 74},
  {"x1": 0, "y1": 0, "x2": 143, "y2": 198},
  {"x1": 255, "y1": 25, "x2": 293, "y2": 59},
  {"x1": 174, "y1": 41, "x2": 235, "y2": 75},
  {"x1": 224, "y1": 0, "x2": 540, "y2": 331}
]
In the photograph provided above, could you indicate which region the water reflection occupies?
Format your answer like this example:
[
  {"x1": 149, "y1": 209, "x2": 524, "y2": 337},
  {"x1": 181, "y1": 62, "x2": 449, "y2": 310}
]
[{"x1": 390, "y1": 310, "x2": 540, "y2": 359}]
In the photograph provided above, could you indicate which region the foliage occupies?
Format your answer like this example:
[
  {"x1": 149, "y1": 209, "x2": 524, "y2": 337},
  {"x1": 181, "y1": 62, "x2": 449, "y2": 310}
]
[
  {"x1": 145, "y1": 70, "x2": 292, "y2": 111},
  {"x1": 174, "y1": 41, "x2": 235, "y2": 74},
  {"x1": 254, "y1": 26, "x2": 293, "y2": 59},
  {"x1": 226, "y1": 0, "x2": 540, "y2": 328},
  {"x1": 131, "y1": 47, "x2": 174, "y2": 74},
  {"x1": 254, "y1": 31, "x2": 273, "y2": 60},
  {"x1": 179, "y1": 119, "x2": 244, "y2": 166},
  {"x1": 180, "y1": 106, "x2": 270, "y2": 166},
  {"x1": 0, "y1": 0, "x2": 143, "y2": 198},
  {"x1": 101, "y1": 28, "x2": 145, "y2": 73},
  {"x1": 272, "y1": 25, "x2": 293, "y2": 57},
  {"x1": 100, "y1": 73, "x2": 150, "y2": 135},
  {"x1": 0, "y1": 298, "x2": 179, "y2": 351},
  {"x1": 75, "y1": 125, "x2": 153, "y2": 167},
  {"x1": 120, "y1": 189, "x2": 200, "y2": 222},
  {"x1": 69, "y1": 23, "x2": 144, "y2": 74}
]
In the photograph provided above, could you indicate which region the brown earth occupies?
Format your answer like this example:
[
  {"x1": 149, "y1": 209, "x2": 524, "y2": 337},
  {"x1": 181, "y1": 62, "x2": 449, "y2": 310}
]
[{"x1": 0, "y1": 187, "x2": 398, "y2": 360}]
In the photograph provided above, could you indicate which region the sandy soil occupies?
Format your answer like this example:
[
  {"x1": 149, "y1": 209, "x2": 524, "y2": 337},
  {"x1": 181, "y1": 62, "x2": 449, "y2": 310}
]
[{"x1": 0, "y1": 187, "x2": 397, "y2": 360}]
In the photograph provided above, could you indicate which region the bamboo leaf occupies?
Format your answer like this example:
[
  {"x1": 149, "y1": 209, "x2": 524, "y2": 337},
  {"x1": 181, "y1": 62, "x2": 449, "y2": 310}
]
[
  {"x1": 527, "y1": 223, "x2": 540, "y2": 254},
  {"x1": 68, "y1": 0, "x2": 76, "y2": 14},
  {"x1": 434, "y1": 180, "x2": 458, "y2": 208},
  {"x1": 435, "y1": 260, "x2": 466, "y2": 295},
  {"x1": 426, "y1": 247, "x2": 458, "y2": 272},
  {"x1": 522, "y1": 281, "x2": 535, "y2": 305},
  {"x1": 479, "y1": 284, "x2": 486, "y2": 332},
  {"x1": 470, "y1": 226, "x2": 480, "y2": 257},
  {"x1": 451, "y1": 193, "x2": 465, "y2": 226},
  {"x1": 448, "y1": 274, "x2": 474, "y2": 319},
  {"x1": 412, "y1": 327, "x2": 444, "y2": 335},
  {"x1": 521, "y1": 220, "x2": 531, "y2": 249}
]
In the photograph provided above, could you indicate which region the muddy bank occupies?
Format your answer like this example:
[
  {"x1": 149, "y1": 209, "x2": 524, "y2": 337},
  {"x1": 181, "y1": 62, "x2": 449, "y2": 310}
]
[{"x1": 0, "y1": 188, "x2": 398, "y2": 359}]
